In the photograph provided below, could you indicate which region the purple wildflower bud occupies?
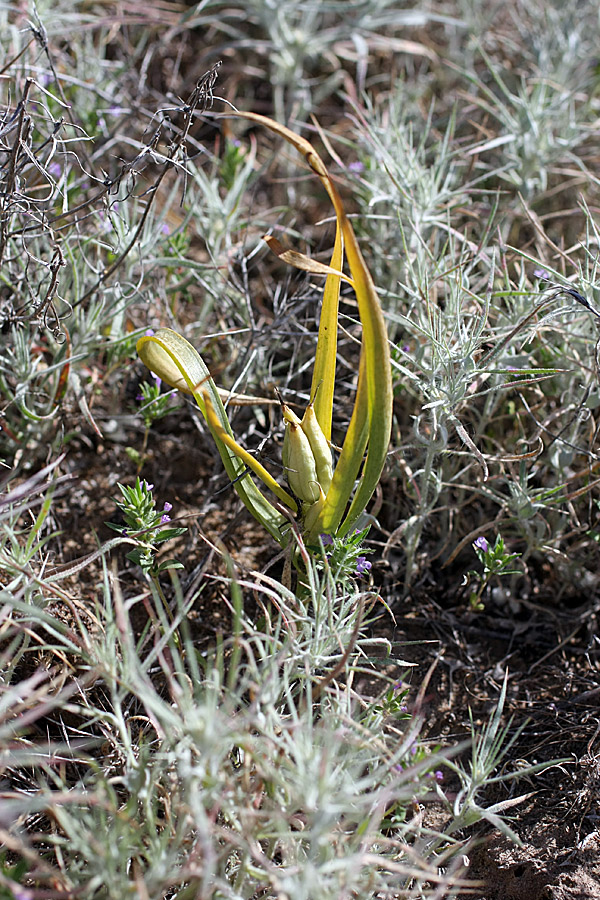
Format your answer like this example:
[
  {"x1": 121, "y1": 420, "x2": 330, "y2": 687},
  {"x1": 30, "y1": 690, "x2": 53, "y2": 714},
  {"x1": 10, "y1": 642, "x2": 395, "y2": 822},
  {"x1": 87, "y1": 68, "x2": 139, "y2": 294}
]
[
  {"x1": 144, "y1": 482, "x2": 154, "y2": 491},
  {"x1": 163, "y1": 501, "x2": 173, "y2": 512},
  {"x1": 410, "y1": 743, "x2": 417, "y2": 756},
  {"x1": 8, "y1": 885, "x2": 34, "y2": 900},
  {"x1": 145, "y1": 329, "x2": 155, "y2": 337},
  {"x1": 153, "y1": 373, "x2": 162, "y2": 389},
  {"x1": 394, "y1": 763, "x2": 404, "y2": 773},
  {"x1": 136, "y1": 392, "x2": 144, "y2": 401},
  {"x1": 402, "y1": 344, "x2": 410, "y2": 353},
  {"x1": 161, "y1": 222, "x2": 171, "y2": 235},
  {"x1": 393, "y1": 680, "x2": 403, "y2": 692},
  {"x1": 473, "y1": 536, "x2": 488, "y2": 553},
  {"x1": 534, "y1": 268, "x2": 550, "y2": 280},
  {"x1": 400, "y1": 705, "x2": 408, "y2": 712},
  {"x1": 48, "y1": 161, "x2": 62, "y2": 179},
  {"x1": 434, "y1": 770, "x2": 444, "y2": 782},
  {"x1": 320, "y1": 533, "x2": 334, "y2": 546},
  {"x1": 348, "y1": 160, "x2": 365, "y2": 173},
  {"x1": 355, "y1": 556, "x2": 372, "y2": 576},
  {"x1": 160, "y1": 514, "x2": 171, "y2": 524}
]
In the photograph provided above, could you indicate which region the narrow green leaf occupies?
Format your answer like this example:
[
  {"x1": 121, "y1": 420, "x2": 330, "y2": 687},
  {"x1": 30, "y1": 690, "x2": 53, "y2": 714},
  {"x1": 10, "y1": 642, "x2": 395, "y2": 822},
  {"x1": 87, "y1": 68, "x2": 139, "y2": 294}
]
[
  {"x1": 156, "y1": 559, "x2": 185, "y2": 572},
  {"x1": 335, "y1": 201, "x2": 393, "y2": 537},
  {"x1": 310, "y1": 353, "x2": 369, "y2": 539},
  {"x1": 156, "y1": 527, "x2": 188, "y2": 541},
  {"x1": 310, "y1": 220, "x2": 343, "y2": 442}
]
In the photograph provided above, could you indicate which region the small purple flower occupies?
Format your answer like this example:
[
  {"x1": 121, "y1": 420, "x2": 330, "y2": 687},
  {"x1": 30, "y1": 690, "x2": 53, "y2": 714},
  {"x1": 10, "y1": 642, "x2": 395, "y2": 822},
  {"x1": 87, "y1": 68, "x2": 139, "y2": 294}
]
[
  {"x1": 355, "y1": 556, "x2": 372, "y2": 576},
  {"x1": 393, "y1": 679, "x2": 404, "y2": 692},
  {"x1": 8, "y1": 885, "x2": 34, "y2": 900},
  {"x1": 348, "y1": 160, "x2": 365, "y2": 173},
  {"x1": 160, "y1": 514, "x2": 171, "y2": 524},
  {"x1": 163, "y1": 502, "x2": 173, "y2": 512},
  {"x1": 320, "y1": 533, "x2": 334, "y2": 546},
  {"x1": 394, "y1": 763, "x2": 404, "y2": 773},
  {"x1": 48, "y1": 161, "x2": 62, "y2": 179},
  {"x1": 161, "y1": 222, "x2": 171, "y2": 235},
  {"x1": 153, "y1": 373, "x2": 162, "y2": 389},
  {"x1": 534, "y1": 268, "x2": 550, "y2": 280},
  {"x1": 402, "y1": 344, "x2": 410, "y2": 353},
  {"x1": 143, "y1": 481, "x2": 154, "y2": 491},
  {"x1": 473, "y1": 536, "x2": 489, "y2": 553},
  {"x1": 136, "y1": 391, "x2": 144, "y2": 401},
  {"x1": 144, "y1": 329, "x2": 155, "y2": 337},
  {"x1": 434, "y1": 770, "x2": 444, "y2": 782}
]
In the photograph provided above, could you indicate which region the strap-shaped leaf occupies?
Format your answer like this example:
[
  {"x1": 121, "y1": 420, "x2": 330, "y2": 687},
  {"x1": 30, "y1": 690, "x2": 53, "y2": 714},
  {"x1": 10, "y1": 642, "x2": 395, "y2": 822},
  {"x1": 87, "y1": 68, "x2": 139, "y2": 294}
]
[
  {"x1": 137, "y1": 329, "x2": 293, "y2": 543},
  {"x1": 334, "y1": 212, "x2": 393, "y2": 537},
  {"x1": 263, "y1": 224, "x2": 344, "y2": 442},
  {"x1": 310, "y1": 220, "x2": 343, "y2": 442},
  {"x1": 312, "y1": 351, "x2": 369, "y2": 539}
]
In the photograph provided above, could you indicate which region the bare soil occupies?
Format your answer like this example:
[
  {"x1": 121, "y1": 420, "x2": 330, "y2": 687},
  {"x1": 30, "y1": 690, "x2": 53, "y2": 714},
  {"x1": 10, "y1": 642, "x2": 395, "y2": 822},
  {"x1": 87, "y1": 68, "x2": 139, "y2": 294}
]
[{"x1": 388, "y1": 590, "x2": 600, "y2": 899}]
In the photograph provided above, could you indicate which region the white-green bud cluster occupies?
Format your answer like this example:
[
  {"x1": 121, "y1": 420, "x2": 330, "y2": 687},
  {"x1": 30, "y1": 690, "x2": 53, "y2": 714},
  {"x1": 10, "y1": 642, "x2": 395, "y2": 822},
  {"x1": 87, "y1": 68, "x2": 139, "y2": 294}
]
[{"x1": 281, "y1": 398, "x2": 333, "y2": 520}]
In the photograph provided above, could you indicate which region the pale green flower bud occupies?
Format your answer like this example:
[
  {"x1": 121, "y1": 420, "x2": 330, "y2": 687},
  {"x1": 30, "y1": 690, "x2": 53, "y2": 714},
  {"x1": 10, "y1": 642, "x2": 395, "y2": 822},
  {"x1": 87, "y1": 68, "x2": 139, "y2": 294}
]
[
  {"x1": 300, "y1": 401, "x2": 333, "y2": 495},
  {"x1": 283, "y1": 419, "x2": 321, "y2": 505}
]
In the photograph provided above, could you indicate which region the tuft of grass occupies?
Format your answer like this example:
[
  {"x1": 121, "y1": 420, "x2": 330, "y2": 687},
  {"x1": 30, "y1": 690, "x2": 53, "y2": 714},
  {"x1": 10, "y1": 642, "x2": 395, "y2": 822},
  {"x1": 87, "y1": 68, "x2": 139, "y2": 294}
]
[{"x1": 0, "y1": 527, "x2": 481, "y2": 898}]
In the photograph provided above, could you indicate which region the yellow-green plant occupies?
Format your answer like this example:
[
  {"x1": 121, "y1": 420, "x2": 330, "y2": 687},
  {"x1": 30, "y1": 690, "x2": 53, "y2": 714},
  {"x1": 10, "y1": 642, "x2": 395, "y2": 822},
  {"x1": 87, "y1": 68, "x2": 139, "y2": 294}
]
[{"x1": 137, "y1": 113, "x2": 392, "y2": 547}]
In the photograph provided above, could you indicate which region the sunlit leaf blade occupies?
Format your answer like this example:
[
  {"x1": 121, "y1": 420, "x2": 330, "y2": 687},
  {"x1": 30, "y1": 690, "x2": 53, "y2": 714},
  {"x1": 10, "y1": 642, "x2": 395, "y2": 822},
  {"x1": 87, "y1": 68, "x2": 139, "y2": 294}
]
[
  {"x1": 336, "y1": 218, "x2": 393, "y2": 537},
  {"x1": 137, "y1": 328, "x2": 291, "y2": 544},
  {"x1": 230, "y1": 112, "x2": 336, "y2": 204},
  {"x1": 310, "y1": 220, "x2": 343, "y2": 442},
  {"x1": 310, "y1": 352, "x2": 369, "y2": 539}
]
